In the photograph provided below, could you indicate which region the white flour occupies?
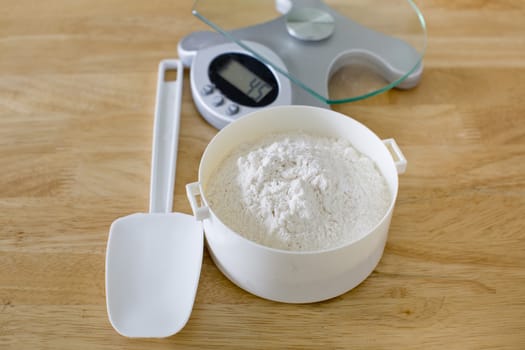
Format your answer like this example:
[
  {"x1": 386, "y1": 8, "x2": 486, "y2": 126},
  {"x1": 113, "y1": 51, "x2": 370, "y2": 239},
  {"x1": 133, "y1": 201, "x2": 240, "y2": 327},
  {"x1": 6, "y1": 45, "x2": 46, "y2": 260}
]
[{"x1": 205, "y1": 132, "x2": 391, "y2": 251}]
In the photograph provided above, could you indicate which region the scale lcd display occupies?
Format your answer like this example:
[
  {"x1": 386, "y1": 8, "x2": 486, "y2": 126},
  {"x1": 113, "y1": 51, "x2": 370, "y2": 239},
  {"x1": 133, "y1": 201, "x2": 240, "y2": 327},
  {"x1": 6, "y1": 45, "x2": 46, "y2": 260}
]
[{"x1": 217, "y1": 59, "x2": 274, "y2": 103}]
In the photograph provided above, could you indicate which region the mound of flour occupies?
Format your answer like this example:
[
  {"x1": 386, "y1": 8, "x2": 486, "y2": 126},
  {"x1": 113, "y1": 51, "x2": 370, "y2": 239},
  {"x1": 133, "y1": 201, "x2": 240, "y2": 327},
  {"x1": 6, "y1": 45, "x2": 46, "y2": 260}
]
[{"x1": 205, "y1": 132, "x2": 391, "y2": 251}]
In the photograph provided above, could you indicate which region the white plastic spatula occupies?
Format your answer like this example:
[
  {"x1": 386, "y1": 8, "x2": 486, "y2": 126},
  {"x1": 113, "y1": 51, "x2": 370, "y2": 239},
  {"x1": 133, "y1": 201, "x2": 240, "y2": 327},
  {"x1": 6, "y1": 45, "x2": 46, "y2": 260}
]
[{"x1": 105, "y1": 59, "x2": 203, "y2": 338}]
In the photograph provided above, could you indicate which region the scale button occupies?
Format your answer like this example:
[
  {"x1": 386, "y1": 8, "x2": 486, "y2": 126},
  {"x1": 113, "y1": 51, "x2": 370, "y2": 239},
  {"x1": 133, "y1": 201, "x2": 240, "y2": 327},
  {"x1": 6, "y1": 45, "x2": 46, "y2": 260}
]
[
  {"x1": 201, "y1": 84, "x2": 214, "y2": 95},
  {"x1": 226, "y1": 104, "x2": 240, "y2": 116},
  {"x1": 211, "y1": 95, "x2": 224, "y2": 106}
]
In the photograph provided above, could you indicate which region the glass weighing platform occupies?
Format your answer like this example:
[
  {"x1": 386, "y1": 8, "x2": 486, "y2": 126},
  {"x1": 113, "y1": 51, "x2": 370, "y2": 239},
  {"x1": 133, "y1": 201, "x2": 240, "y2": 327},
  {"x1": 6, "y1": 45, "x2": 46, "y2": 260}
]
[{"x1": 179, "y1": 0, "x2": 426, "y2": 128}]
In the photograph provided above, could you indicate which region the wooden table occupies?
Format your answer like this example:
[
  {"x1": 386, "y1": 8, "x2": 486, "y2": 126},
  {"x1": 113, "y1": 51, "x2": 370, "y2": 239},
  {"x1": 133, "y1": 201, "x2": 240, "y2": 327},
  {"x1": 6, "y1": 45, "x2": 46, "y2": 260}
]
[{"x1": 1, "y1": 1, "x2": 524, "y2": 349}]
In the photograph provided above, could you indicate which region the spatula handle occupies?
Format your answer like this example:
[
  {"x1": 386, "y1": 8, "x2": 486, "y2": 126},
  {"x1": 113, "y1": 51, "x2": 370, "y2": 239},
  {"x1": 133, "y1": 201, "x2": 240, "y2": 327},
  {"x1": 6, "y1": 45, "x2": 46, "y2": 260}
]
[{"x1": 149, "y1": 59, "x2": 183, "y2": 213}]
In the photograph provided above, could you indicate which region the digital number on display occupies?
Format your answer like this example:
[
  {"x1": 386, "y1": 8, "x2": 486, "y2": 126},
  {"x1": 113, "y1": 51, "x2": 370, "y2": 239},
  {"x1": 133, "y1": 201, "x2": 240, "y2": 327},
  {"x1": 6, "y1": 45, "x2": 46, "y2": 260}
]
[{"x1": 217, "y1": 60, "x2": 274, "y2": 103}]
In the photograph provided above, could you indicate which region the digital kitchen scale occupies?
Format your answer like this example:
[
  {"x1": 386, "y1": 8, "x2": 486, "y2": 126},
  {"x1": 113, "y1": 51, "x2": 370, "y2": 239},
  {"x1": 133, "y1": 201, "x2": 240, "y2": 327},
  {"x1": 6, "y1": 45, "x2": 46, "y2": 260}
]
[{"x1": 178, "y1": 0, "x2": 426, "y2": 129}]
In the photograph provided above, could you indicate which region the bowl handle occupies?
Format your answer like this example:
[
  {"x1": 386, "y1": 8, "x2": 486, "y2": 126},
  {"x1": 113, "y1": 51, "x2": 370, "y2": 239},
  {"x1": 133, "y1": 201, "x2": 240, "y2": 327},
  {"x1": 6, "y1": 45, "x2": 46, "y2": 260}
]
[
  {"x1": 186, "y1": 182, "x2": 211, "y2": 221},
  {"x1": 383, "y1": 139, "x2": 407, "y2": 174}
]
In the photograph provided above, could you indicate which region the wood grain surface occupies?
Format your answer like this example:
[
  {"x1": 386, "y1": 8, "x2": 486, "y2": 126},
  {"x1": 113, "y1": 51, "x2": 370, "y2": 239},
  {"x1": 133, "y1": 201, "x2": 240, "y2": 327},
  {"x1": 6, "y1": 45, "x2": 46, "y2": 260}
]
[{"x1": 1, "y1": 1, "x2": 524, "y2": 349}]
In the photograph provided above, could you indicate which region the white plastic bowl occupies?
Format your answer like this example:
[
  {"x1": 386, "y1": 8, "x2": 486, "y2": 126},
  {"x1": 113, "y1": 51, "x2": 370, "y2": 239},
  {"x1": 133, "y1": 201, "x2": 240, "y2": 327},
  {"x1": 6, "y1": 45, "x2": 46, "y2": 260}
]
[{"x1": 186, "y1": 105, "x2": 406, "y2": 303}]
